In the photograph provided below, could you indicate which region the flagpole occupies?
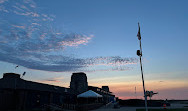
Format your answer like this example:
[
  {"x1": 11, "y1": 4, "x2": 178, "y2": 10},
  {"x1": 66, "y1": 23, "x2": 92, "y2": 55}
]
[
  {"x1": 139, "y1": 39, "x2": 148, "y2": 111},
  {"x1": 137, "y1": 23, "x2": 148, "y2": 111}
]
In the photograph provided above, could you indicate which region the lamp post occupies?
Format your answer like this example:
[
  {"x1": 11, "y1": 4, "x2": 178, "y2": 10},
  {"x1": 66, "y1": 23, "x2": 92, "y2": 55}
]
[{"x1": 137, "y1": 23, "x2": 148, "y2": 111}]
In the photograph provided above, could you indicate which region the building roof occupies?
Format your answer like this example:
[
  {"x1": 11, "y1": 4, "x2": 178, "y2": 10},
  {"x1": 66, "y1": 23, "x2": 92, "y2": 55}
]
[
  {"x1": 77, "y1": 90, "x2": 102, "y2": 98},
  {"x1": 0, "y1": 73, "x2": 68, "y2": 94},
  {"x1": 88, "y1": 86, "x2": 113, "y2": 94}
]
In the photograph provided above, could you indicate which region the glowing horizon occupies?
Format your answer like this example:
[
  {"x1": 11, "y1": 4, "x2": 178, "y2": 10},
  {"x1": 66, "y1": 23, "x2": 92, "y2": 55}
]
[{"x1": 0, "y1": 0, "x2": 188, "y2": 100}]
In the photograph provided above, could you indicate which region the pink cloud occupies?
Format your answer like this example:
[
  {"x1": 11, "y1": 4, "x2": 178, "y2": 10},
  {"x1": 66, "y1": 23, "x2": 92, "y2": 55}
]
[
  {"x1": 12, "y1": 25, "x2": 26, "y2": 29},
  {"x1": 60, "y1": 35, "x2": 94, "y2": 47},
  {"x1": 0, "y1": 0, "x2": 8, "y2": 4}
]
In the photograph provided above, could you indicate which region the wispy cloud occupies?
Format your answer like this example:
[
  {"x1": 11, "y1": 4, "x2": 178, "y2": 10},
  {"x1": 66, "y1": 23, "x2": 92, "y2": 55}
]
[
  {"x1": 60, "y1": 34, "x2": 94, "y2": 47},
  {"x1": 12, "y1": 25, "x2": 26, "y2": 29},
  {"x1": 0, "y1": 0, "x2": 8, "y2": 4},
  {"x1": 41, "y1": 76, "x2": 64, "y2": 83},
  {"x1": 0, "y1": 0, "x2": 93, "y2": 52},
  {"x1": 0, "y1": 0, "x2": 138, "y2": 72}
]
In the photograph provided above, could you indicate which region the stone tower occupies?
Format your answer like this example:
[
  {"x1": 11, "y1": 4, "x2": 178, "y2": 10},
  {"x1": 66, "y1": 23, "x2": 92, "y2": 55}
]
[{"x1": 70, "y1": 72, "x2": 88, "y2": 94}]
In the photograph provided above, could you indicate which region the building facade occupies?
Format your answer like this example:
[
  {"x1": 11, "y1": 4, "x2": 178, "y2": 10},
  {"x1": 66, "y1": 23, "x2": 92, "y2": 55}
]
[
  {"x1": 0, "y1": 72, "x2": 116, "y2": 110},
  {"x1": 0, "y1": 73, "x2": 75, "y2": 110},
  {"x1": 70, "y1": 72, "x2": 116, "y2": 104}
]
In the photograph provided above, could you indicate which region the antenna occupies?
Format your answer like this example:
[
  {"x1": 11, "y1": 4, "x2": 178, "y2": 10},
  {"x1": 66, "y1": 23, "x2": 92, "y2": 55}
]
[{"x1": 135, "y1": 86, "x2": 137, "y2": 99}]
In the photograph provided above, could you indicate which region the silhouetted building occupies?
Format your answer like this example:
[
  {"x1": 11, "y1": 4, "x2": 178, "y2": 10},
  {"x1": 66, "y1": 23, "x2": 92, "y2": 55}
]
[
  {"x1": 0, "y1": 72, "x2": 117, "y2": 110},
  {"x1": 102, "y1": 86, "x2": 109, "y2": 92},
  {"x1": 70, "y1": 72, "x2": 88, "y2": 94},
  {"x1": 0, "y1": 73, "x2": 75, "y2": 110},
  {"x1": 88, "y1": 86, "x2": 115, "y2": 104}
]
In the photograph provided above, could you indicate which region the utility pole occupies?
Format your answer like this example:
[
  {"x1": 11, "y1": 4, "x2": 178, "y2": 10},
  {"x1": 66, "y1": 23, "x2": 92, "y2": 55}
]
[
  {"x1": 135, "y1": 86, "x2": 137, "y2": 99},
  {"x1": 137, "y1": 23, "x2": 148, "y2": 111}
]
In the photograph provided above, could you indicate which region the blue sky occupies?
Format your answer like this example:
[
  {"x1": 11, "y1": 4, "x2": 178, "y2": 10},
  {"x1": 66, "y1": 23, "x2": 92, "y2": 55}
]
[{"x1": 0, "y1": 0, "x2": 187, "y2": 99}]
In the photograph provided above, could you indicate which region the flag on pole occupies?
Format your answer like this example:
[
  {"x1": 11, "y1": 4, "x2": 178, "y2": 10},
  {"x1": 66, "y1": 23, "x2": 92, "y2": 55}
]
[{"x1": 137, "y1": 23, "x2": 141, "y2": 40}]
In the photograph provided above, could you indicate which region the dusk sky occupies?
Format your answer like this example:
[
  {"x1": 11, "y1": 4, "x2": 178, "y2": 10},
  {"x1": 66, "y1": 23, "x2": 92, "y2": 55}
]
[{"x1": 0, "y1": 0, "x2": 187, "y2": 100}]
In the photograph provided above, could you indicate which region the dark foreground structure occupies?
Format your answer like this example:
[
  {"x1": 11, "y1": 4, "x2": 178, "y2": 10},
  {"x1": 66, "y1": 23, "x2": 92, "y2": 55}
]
[{"x1": 0, "y1": 72, "x2": 116, "y2": 111}]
